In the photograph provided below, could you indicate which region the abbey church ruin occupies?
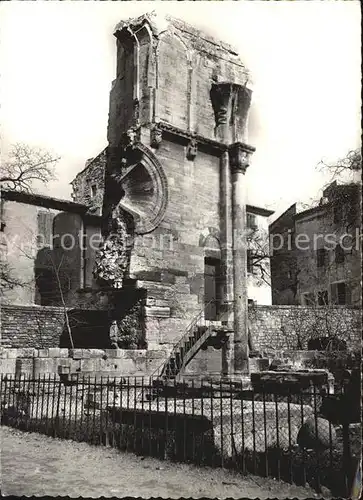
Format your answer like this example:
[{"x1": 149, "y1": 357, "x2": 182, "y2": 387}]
[{"x1": 1, "y1": 13, "x2": 360, "y2": 377}]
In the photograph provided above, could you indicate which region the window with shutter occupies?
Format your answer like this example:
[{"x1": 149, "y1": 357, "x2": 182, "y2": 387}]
[
  {"x1": 330, "y1": 282, "x2": 338, "y2": 304},
  {"x1": 337, "y1": 282, "x2": 346, "y2": 305},
  {"x1": 330, "y1": 281, "x2": 346, "y2": 305},
  {"x1": 344, "y1": 283, "x2": 352, "y2": 305},
  {"x1": 37, "y1": 211, "x2": 52, "y2": 247}
]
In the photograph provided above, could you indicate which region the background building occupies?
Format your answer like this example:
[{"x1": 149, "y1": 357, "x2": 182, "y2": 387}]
[{"x1": 269, "y1": 181, "x2": 361, "y2": 307}]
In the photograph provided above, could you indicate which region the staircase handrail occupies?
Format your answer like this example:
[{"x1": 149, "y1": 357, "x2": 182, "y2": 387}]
[{"x1": 151, "y1": 299, "x2": 234, "y2": 378}]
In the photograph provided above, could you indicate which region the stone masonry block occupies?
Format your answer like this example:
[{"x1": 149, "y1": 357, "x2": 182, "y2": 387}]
[
  {"x1": 80, "y1": 358, "x2": 101, "y2": 372},
  {"x1": 3, "y1": 349, "x2": 18, "y2": 359},
  {"x1": 46, "y1": 348, "x2": 61, "y2": 358},
  {"x1": 17, "y1": 348, "x2": 36, "y2": 358},
  {"x1": 58, "y1": 358, "x2": 72, "y2": 369},
  {"x1": 15, "y1": 358, "x2": 34, "y2": 375},
  {"x1": 33, "y1": 357, "x2": 59, "y2": 376},
  {"x1": 145, "y1": 306, "x2": 171, "y2": 318},
  {"x1": 58, "y1": 349, "x2": 70, "y2": 358},
  {"x1": 0, "y1": 348, "x2": 8, "y2": 359},
  {"x1": 104, "y1": 349, "x2": 125, "y2": 359},
  {"x1": 70, "y1": 349, "x2": 85, "y2": 360},
  {"x1": 89, "y1": 349, "x2": 107, "y2": 358},
  {"x1": 0, "y1": 358, "x2": 17, "y2": 374}
]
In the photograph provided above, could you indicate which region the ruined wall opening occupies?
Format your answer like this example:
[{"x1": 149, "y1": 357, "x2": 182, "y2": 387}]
[{"x1": 204, "y1": 257, "x2": 222, "y2": 321}]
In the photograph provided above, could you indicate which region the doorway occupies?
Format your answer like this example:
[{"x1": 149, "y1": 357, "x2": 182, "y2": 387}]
[{"x1": 204, "y1": 257, "x2": 221, "y2": 320}]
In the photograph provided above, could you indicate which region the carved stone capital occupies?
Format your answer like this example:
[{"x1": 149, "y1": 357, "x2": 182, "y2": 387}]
[
  {"x1": 186, "y1": 138, "x2": 198, "y2": 161},
  {"x1": 150, "y1": 124, "x2": 163, "y2": 149},
  {"x1": 228, "y1": 142, "x2": 255, "y2": 174}
]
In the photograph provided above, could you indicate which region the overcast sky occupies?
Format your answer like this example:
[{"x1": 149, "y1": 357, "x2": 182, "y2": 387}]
[{"x1": 0, "y1": 1, "x2": 360, "y2": 221}]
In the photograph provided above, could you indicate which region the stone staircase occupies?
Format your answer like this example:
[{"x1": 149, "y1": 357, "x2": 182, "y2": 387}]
[
  {"x1": 161, "y1": 323, "x2": 231, "y2": 381},
  {"x1": 143, "y1": 302, "x2": 236, "y2": 399}
]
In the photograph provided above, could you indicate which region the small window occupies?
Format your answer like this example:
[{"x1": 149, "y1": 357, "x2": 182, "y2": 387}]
[
  {"x1": 317, "y1": 248, "x2": 327, "y2": 268},
  {"x1": 247, "y1": 213, "x2": 257, "y2": 230},
  {"x1": 331, "y1": 282, "x2": 347, "y2": 305},
  {"x1": 247, "y1": 249, "x2": 253, "y2": 273},
  {"x1": 317, "y1": 290, "x2": 328, "y2": 305},
  {"x1": 91, "y1": 185, "x2": 97, "y2": 198},
  {"x1": 335, "y1": 244, "x2": 345, "y2": 264},
  {"x1": 337, "y1": 282, "x2": 346, "y2": 305}
]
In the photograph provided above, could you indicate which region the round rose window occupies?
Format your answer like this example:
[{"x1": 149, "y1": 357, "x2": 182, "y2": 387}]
[{"x1": 119, "y1": 145, "x2": 168, "y2": 234}]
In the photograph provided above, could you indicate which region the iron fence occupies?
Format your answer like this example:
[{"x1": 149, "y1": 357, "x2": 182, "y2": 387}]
[{"x1": 0, "y1": 373, "x2": 359, "y2": 497}]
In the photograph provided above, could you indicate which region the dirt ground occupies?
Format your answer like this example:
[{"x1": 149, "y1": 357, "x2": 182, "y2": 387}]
[{"x1": 1, "y1": 426, "x2": 318, "y2": 498}]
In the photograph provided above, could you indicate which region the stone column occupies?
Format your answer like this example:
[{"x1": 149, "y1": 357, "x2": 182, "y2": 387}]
[
  {"x1": 211, "y1": 84, "x2": 234, "y2": 376},
  {"x1": 211, "y1": 82, "x2": 254, "y2": 376},
  {"x1": 210, "y1": 83, "x2": 235, "y2": 322},
  {"x1": 220, "y1": 150, "x2": 234, "y2": 378},
  {"x1": 229, "y1": 143, "x2": 254, "y2": 374}
]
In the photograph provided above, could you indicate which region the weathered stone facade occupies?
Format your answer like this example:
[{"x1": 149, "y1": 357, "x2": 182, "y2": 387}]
[
  {"x1": 270, "y1": 183, "x2": 361, "y2": 307},
  {"x1": 69, "y1": 13, "x2": 272, "y2": 370}
]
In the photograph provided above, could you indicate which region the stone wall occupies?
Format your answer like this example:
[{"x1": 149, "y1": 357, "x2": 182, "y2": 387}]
[
  {"x1": 1, "y1": 304, "x2": 360, "y2": 355},
  {"x1": 0, "y1": 347, "x2": 168, "y2": 377},
  {"x1": 0, "y1": 200, "x2": 56, "y2": 306},
  {"x1": 0, "y1": 305, "x2": 66, "y2": 348},
  {"x1": 249, "y1": 305, "x2": 361, "y2": 351},
  {"x1": 182, "y1": 305, "x2": 361, "y2": 376},
  {"x1": 71, "y1": 150, "x2": 106, "y2": 215}
]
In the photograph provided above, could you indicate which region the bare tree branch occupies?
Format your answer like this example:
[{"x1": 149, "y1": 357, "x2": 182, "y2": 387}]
[
  {"x1": 318, "y1": 148, "x2": 361, "y2": 181},
  {"x1": 0, "y1": 143, "x2": 60, "y2": 193}
]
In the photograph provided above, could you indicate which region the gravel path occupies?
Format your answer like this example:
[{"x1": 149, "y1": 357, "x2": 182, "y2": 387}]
[{"x1": 1, "y1": 426, "x2": 317, "y2": 498}]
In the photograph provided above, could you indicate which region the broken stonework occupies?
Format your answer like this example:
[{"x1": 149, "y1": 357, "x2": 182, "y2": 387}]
[{"x1": 94, "y1": 205, "x2": 134, "y2": 289}]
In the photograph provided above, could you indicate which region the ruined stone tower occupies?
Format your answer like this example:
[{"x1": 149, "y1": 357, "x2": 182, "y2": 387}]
[{"x1": 77, "y1": 12, "x2": 256, "y2": 373}]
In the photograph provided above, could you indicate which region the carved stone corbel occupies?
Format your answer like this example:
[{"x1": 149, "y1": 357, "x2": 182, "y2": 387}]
[
  {"x1": 228, "y1": 142, "x2": 255, "y2": 175},
  {"x1": 210, "y1": 83, "x2": 231, "y2": 126},
  {"x1": 150, "y1": 124, "x2": 163, "y2": 149},
  {"x1": 186, "y1": 138, "x2": 198, "y2": 161}
]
